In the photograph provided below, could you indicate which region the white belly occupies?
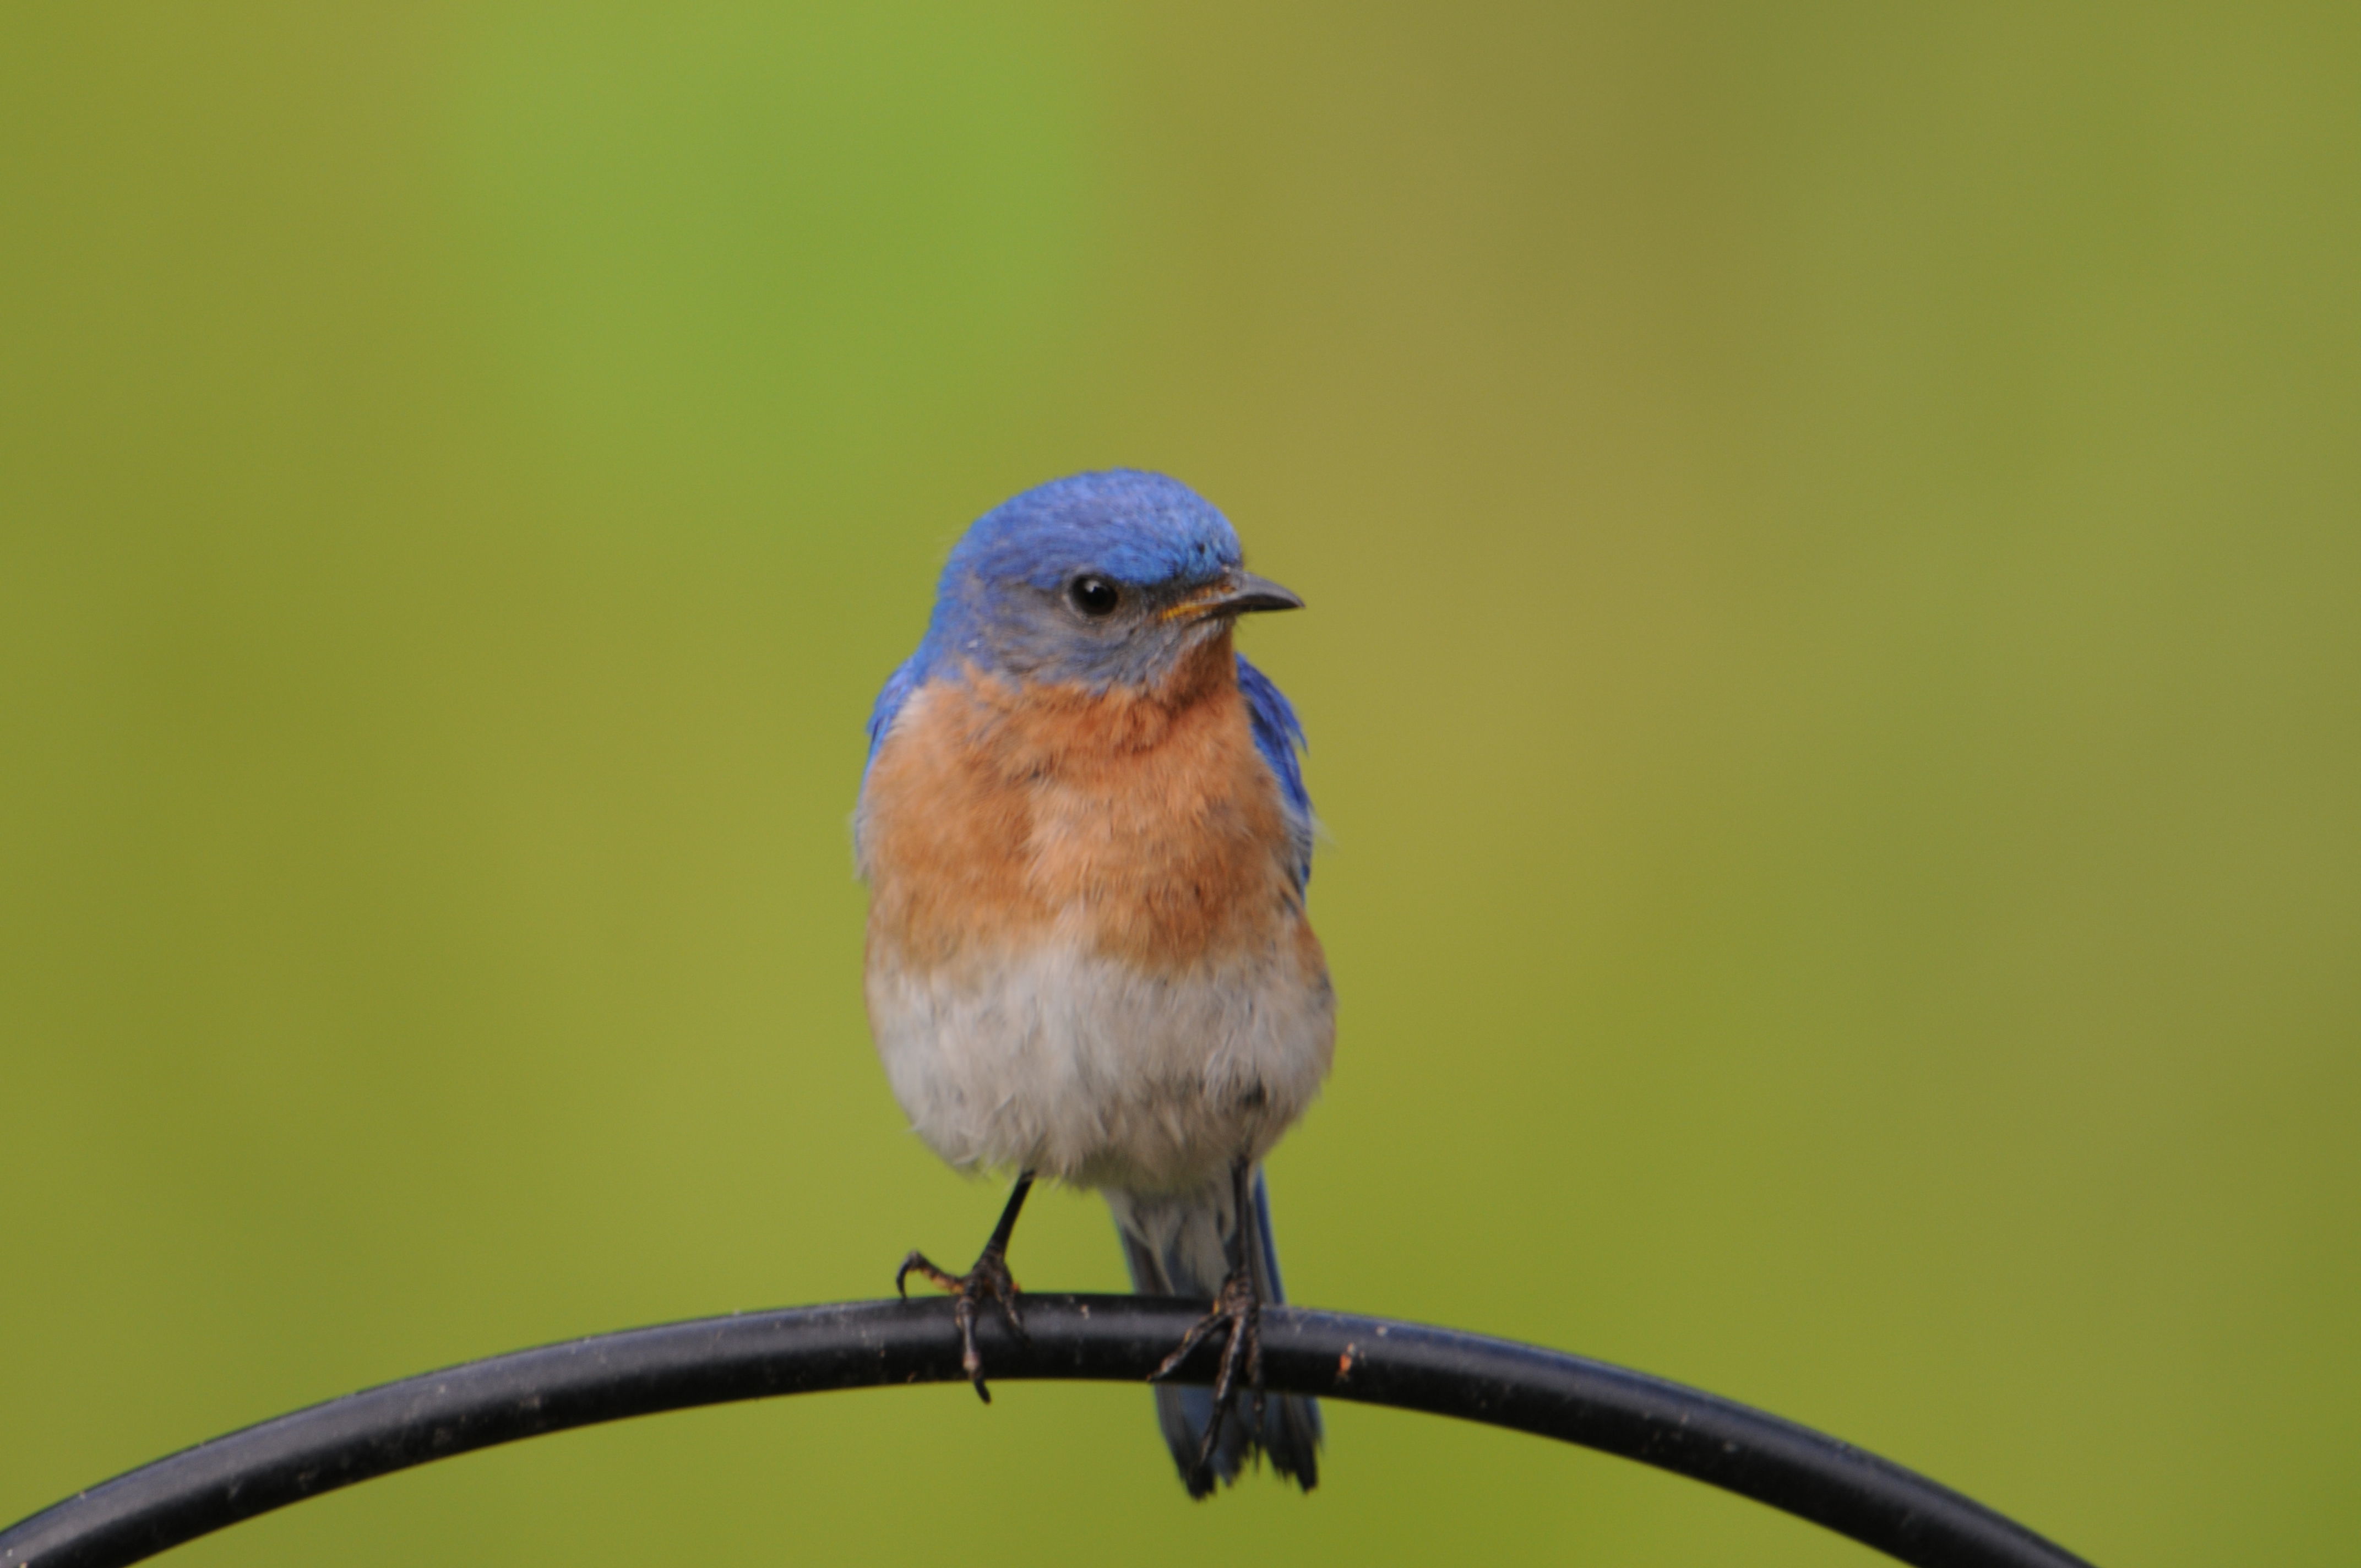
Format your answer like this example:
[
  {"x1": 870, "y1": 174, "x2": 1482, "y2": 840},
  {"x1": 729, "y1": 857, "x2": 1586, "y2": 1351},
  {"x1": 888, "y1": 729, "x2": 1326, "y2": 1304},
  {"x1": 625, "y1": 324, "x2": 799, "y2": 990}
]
[{"x1": 864, "y1": 938, "x2": 1335, "y2": 1194}]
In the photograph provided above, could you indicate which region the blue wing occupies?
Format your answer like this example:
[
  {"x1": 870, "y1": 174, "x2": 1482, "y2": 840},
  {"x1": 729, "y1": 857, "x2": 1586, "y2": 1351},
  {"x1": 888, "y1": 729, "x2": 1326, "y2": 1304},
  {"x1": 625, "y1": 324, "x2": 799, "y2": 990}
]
[
  {"x1": 855, "y1": 651, "x2": 927, "y2": 872},
  {"x1": 864, "y1": 652, "x2": 926, "y2": 772},
  {"x1": 1237, "y1": 654, "x2": 1313, "y2": 888}
]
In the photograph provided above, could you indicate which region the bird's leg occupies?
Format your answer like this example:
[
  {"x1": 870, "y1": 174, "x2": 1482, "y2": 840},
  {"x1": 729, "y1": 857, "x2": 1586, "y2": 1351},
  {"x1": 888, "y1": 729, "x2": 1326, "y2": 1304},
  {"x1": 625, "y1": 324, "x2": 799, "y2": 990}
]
[
  {"x1": 896, "y1": 1170, "x2": 1035, "y2": 1403},
  {"x1": 1150, "y1": 1157, "x2": 1266, "y2": 1490}
]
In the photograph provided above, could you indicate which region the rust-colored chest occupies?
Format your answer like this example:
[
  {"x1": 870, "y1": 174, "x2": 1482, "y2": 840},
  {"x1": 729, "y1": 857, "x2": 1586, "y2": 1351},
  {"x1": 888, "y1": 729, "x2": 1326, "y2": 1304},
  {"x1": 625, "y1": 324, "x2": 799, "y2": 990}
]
[{"x1": 859, "y1": 645, "x2": 1304, "y2": 975}]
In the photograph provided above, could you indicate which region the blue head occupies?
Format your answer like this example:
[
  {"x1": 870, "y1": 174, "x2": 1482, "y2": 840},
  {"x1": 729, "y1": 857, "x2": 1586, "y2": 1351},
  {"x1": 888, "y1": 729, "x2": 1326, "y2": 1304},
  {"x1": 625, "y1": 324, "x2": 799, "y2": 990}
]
[{"x1": 917, "y1": 469, "x2": 1301, "y2": 691}]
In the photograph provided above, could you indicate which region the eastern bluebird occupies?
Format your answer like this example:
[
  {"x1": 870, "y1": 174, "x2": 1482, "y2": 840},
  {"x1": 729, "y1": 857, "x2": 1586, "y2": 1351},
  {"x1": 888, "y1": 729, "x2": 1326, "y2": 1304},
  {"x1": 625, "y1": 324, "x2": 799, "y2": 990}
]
[{"x1": 856, "y1": 470, "x2": 1331, "y2": 1496}]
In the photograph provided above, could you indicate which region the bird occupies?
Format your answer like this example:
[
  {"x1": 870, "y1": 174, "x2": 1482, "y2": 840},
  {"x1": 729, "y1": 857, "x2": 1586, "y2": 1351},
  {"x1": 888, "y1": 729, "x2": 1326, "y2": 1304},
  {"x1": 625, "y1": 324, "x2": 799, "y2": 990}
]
[{"x1": 854, "y1": 469, "x2": 1332, "y2": 1496}]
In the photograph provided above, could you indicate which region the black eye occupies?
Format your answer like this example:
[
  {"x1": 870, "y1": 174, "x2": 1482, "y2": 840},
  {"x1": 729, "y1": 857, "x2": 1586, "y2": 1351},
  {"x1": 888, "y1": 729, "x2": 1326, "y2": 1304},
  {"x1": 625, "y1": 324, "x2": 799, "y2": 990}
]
[{"x1": 1068, "y1": 575, "x2": 1122, "y2": 617}]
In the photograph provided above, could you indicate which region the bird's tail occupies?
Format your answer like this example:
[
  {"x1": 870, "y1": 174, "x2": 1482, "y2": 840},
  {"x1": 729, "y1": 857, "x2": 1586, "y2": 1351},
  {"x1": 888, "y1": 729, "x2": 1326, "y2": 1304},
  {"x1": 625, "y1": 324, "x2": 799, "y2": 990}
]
[{"x1": 1107, "y1": 1170, "x2": 1323, "y2": 1497}]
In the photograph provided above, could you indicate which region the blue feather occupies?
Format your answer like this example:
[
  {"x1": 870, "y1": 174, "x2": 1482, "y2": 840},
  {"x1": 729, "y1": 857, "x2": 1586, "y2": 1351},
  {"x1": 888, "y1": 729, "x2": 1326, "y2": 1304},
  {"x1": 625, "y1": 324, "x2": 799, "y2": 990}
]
[
  {"x1": 864, "y1": 651, "x2": 924, "y2": 769},
  {"x1": 945, "y1": 469, "x2": 1241, "y2": 596},
  {"x1": 1237, "y1": 654, "x2": 1312, "y2": 888}
]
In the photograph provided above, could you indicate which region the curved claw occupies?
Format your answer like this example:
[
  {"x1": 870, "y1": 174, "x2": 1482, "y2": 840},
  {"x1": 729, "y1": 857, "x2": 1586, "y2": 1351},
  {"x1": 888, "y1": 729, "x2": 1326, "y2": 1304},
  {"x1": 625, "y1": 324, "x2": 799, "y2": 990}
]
[
  {"x1": 1149, "y1": 1269, "x2": 1264, "y2": 1491},
  {"x1": 895, "y1": 1245, "x2": 1022, "y2": 1403},
  {"x1": 891, "y1": 1172, "x2": 1037, "y2": 1404}
]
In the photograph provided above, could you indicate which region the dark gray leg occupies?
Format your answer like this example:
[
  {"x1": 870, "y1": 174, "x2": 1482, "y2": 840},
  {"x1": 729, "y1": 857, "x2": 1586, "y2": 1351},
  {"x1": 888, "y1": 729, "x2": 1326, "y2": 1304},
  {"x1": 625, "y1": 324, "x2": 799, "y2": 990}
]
[
  {"x1": 1149, "y1": 1158, "x2": 1265, "y2": 1489},
  {"x1": 897, "y1": 1170, "x2": 1035, "y2": 1402}
]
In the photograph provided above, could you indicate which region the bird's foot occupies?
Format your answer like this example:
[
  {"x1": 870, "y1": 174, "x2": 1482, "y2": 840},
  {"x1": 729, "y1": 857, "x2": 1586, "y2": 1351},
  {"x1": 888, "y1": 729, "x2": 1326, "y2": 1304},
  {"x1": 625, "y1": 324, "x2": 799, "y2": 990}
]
[
  {"x1": 896, "y1": 1245, "x2": 1027, "y2": 1403},
  {"x1": 1150, "y1": 1266, "x2": 1264, "y2": 1490}
]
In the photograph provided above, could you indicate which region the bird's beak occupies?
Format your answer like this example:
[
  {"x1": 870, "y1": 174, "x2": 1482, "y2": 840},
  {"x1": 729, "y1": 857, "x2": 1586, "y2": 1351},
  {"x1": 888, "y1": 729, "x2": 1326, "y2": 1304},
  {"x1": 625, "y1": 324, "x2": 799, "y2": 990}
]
[{"x1": 1163, "y1": 570, "x2": 1306, "y2": 623}]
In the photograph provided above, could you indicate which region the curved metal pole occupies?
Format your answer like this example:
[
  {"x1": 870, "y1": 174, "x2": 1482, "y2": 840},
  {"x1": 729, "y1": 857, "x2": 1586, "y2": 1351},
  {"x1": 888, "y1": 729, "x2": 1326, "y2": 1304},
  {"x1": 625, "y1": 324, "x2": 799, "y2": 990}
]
[{"x1": 0, "y1": 1297, "x2": 2093, "y2": 1568}]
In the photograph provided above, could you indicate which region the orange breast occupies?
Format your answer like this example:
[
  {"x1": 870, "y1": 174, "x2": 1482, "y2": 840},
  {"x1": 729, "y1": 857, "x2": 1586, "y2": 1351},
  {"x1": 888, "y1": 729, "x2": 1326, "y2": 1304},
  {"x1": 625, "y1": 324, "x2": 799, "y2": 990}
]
[{"x1": 859, "y1": 635, "x2": 1316, "y2": 978}]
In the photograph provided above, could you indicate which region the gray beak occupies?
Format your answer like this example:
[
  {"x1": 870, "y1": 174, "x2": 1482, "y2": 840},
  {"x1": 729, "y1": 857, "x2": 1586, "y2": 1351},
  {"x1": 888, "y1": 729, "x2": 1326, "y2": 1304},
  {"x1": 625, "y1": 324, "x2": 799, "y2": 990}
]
[{"x1": 1173, "y1": 570, "x2": 1304, "y2": 622}]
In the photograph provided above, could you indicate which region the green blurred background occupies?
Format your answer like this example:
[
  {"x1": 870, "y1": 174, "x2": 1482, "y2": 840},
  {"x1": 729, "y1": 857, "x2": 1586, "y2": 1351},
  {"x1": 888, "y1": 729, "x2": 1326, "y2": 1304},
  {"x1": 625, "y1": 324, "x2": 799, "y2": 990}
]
[{"x1": 4, "y1": 4, "x2": 2356, "y2": 1564}]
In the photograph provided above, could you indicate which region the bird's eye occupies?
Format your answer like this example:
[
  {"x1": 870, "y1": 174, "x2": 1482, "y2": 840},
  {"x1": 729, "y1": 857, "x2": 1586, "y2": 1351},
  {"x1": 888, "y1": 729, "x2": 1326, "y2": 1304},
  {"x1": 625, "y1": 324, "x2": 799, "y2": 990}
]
[{"x1": 1068, "y1": 575, "x2": 1122, "y2": 617}]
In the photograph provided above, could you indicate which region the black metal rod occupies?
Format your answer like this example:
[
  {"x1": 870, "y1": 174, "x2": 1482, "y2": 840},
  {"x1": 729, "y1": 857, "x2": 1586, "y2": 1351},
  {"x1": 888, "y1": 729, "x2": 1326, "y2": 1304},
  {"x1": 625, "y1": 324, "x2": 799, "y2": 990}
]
[{"x1": 0, "y1": 1296, "x2": 2093, "y2": 1568}]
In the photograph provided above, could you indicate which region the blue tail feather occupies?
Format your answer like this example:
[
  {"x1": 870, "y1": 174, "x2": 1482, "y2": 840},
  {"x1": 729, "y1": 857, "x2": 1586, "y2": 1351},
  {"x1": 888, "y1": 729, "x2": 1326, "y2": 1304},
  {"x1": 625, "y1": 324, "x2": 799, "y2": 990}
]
[{"x1": 1109, "y1": 1170, "x2": 1322, "y2": 1497}]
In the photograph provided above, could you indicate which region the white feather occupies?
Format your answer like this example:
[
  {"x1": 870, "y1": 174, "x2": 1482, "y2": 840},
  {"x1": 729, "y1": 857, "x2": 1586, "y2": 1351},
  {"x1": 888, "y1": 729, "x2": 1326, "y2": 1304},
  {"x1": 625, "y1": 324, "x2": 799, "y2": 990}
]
[{"x1": 865, "y1": 937, "x2": 1334, "y2": 1194}]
